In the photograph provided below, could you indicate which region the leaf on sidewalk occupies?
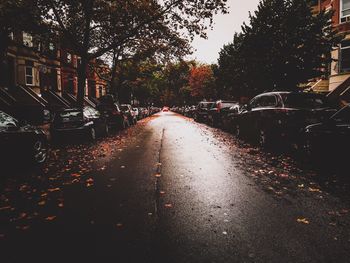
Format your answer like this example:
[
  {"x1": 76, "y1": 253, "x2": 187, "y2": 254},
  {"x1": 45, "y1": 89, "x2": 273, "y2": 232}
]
[
  {"x1": 45, "y1": 216, "x2": 57, "y2": 221},
  {"x1": 297, "y1": 218, "x2": 310, "y2": 224}
]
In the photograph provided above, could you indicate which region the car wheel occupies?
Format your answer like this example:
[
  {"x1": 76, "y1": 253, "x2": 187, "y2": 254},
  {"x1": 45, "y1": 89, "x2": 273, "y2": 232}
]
[
  {"x1": 104, "y1": 124, "x2": 110, "y2": 136},
  {"x1": 120, "y1": 119, "x2": 126, "y2": 129},
  {"x1": 258, "y1": 129, "x2": 269, "y2": 148},
  {"x1": 33, "y1": 139, "x2": 48, "y2": 164},
  {"x1": 235, "y1": 124, "x2": 241, "y2": 138},
  {"x1": 90, "y1": 127, "x2": 96, "y2": 141},
  {"x1": 305, "y1": 137, "x2": 314, "y2": 157}
]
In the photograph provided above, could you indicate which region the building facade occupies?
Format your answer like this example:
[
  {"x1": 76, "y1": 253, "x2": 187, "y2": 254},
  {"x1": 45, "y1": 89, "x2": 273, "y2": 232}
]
[{"x1": 312, "y1": 0, "x2": 350, "y2": 102}]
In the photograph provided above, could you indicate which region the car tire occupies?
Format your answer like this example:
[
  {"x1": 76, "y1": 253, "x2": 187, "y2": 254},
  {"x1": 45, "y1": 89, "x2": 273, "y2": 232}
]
[
  {"x1": 90, "y1": 127, "x2": 97, "y2": 141},
  {"x1": 258, "y1": 129, "x2": 270, "y2": 148},
  {"x1": 32, "y1": 139, "x2": 48, "y2": 165},
  {"x1": 235, "y1": 124, "x2": 241, "y2": 138},
  {"x1": 104, "y1": 124, "x2": 110, "y2": 137}
]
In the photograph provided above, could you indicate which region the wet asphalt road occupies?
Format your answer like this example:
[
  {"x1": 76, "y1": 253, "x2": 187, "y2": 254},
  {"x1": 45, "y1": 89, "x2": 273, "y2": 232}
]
[{"x1": 1, "y1": 112, "x2": 350, "y2": 263}]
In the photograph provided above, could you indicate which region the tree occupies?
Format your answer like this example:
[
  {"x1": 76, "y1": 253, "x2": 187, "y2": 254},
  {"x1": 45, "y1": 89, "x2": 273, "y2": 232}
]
[
  {"x1": 217, "y1": 0, "x2": 340, "y2": 98},
  {"x1": 35, "y1": 0, "x2": 228, "y2": 106},
  {"x1": 189, "y1": 64, "x2": 216, "y2": 100}
]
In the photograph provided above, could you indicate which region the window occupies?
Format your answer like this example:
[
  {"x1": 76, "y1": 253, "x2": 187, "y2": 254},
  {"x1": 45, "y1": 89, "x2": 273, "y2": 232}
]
[
  {"x1": 25, "y1": 66, "x2": 34, "y2": 86},
  {"x1": 341, "y1": 0, "x2": 350, "y2": 23},
  {"x1": 23, "y1": 32, "x2": 33, "y2": 47},
  {"x1": 49, "y1": 43, "x2": 55, "y2": 51},
  {"x1": 340, "y1": 40, "x2": 350, "y2": 72},
  {"x1": 67, "y1": 53, "x2": 72, "y2": 64},
  {"x1": 9, "y1": 32, "x2": 14, "y2": 40}
]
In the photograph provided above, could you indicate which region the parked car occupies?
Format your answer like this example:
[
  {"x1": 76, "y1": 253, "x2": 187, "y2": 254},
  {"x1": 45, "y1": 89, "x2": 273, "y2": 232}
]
[
  {"x1": 120, "y1": 104, "x2": 137, "y2": 125},
  {"x1": 132, "y1": 108, "x2": 140, "y2": 120},
  {"x1": 51, "y1": 106, "x2": 109, "y2": 141},
  {"x1": 207, "y1": 100, "x2": 239, "y2": 127},
  {"x1": 304, "y1": 105, "x2": 350, "y2": 162},
  {"x1": 193, "y1": 101, "x2": 215, "y2": 122},
  {"x1": 221, "y1": 104, "x2": 242, "y2": 132},
  {"x1": 97, "y1": 101, "x2": 128, "y2": 130},
  {"x1": 235, "y1": 91, "x2": 337, "y2": 147},
  {"x1": 0, "y1": 111, "x2": 48, "y2": 165}
]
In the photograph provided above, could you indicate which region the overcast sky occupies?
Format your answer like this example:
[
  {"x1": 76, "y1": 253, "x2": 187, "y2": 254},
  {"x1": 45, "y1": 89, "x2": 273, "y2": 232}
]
[{"x1": 188, "y1": 0, "x2": 260, "y2": 64}]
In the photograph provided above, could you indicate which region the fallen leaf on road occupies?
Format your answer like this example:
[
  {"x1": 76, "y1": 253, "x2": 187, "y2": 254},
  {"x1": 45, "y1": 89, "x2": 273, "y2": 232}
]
[
  {"x1": 121, "y1": 166, "x2": 126, "y2": 169},
  {"x1": 48, "y1": 188, "x2": 60, "y2": 193},
  {"x1": 0, "y1": 206, "x2": 11, "y2": 211},
  {"x1": 297, "y1": 218, "x2": 310, "y2": 224},
  {"x1": 58, "y1": 203, "x2": 64, "y2": 208},
  {"x1": 71, "y1": 173, "x2": 81, "y2": 178},
  {"x1": 38, "y1": 200, "x2": 46, "y2": 206},
  {"x1": 164, "y1": 204, "x2": 173, "y2": 208},
  {"x1": 222, "y1": 231, "x2": 228, "y2": 235},
  {"x1": 298, "y1": 184, "x2": 304, "y2": 188},
  {"x1": 154, "y1": 173, "x2": 161, "y2": 178},
  {"x1": 160, "y1": 191, "x2": 166, "y2": 195},
  {"x1": 308, "y1": 187, "x2": 322, "y2": 193},
  {"x1": 45, "y1": 216, "x2": 56, "y2": 221},
  {"x1": 116, "y1": 223, "x2": 123, "y2": 228}
]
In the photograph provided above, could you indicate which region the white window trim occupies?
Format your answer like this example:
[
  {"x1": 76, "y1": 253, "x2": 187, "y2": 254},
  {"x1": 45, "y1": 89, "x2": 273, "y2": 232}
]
[
  {"x1": 23, "y1": 32, "x2": 33, "y2": 47},
  {"x1": 25, "y1": 66, "x2": 34, "y2": 86},
  {"x1": 340, "y1": 0, "x2": 350, "y2": 23}
]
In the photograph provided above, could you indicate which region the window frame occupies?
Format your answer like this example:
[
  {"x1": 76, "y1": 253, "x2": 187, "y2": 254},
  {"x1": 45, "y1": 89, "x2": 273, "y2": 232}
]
[
  {"x1": 341, "y1": 0, "x2": 350, "y2": 23},
  {"x1": 25, "y1": 66, "x2": 34, "y2": 86},
  {"x1": 340, "y1": 40, "x2": 350, "y2": 72}
]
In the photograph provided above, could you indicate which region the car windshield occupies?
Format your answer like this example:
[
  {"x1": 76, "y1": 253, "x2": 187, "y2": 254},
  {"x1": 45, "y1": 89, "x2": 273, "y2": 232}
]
[
  {"x1": 57, "y1": 110, "x2": 83, "y2": 122},
  {"x1": 0, "y1": 112, "x2": 18, "y2": 127},
  {"x1": 281, "y1": 93, "x2": 329, "y2": 109}
]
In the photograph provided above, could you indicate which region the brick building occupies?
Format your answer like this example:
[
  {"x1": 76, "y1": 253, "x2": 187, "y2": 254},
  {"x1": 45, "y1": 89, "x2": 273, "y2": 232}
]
[{"x1": 312, "y1": 0, "x2": 350, "y2": 103}]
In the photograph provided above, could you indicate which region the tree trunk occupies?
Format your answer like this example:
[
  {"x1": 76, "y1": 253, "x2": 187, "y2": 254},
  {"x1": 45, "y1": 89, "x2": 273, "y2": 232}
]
[
  {"x1": 77, "y1": 54, "x2": 88, "y2": 107},
  {"x1": 110, "y1": 51, "x2": 118, "y2": 97}
]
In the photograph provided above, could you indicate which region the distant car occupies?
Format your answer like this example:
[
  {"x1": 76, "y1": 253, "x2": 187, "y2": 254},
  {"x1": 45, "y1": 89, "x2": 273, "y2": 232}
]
[
  {"x1": 193, "y1": 101, "x2": 215, "y2": 122},
  {"x1": 97, "y1": 101, "x2": 128, "y2": 130},
  {"x1": 163, "y1": 107, "x2": 169, "y2": 112},
  {"x1": 304, "y1": 105, "x2": 350, "y2": 161},
  {"x1": 120, "y1": 104, "x2": 137, "y2": 125},
  {"x1": 236, "y1": 92, "x2": 337, "y2": 147},
  {"x1": 51, "y1": 107, "x2": 109, "y2": 141},
  {"x1": 132, "y1": 108, "x2": 140, "y2": 120},
  {"x1": 207, "y1": 100, "x2": 239, "y2": 127},
  {"x1": 0, "y1": 111, "x2": 48, "y2": 165}
]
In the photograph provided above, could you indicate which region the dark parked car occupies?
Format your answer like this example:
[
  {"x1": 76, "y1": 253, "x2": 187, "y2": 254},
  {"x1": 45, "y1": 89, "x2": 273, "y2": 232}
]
[
  {"x1": 221, "y1": 104, "x2": 242, "y2": 132},
  {"x1": 304, "y1": 105, "x2": 350, "y2": 162},
  {"x1": 207, "y1": 100, "x2": 239, "y2": 127},
  {"x1": 193, "y1": 101, "x2": 215, "y2": 122},
  {"x1": 236, "y1": 92, "x2": 337, "y2": 147},
  {"x1": 51, "y1": 106, "x2": 109, "y2": 141},
  {"x1": 120, "y1": 104, "x2": 137, "y2": 125},
  {"x1": 0, "y1": 111, "x2": 48, "y2": 165},
  {"x1": 97, "y1": 101, "x2": 128, "y2": 130}
]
